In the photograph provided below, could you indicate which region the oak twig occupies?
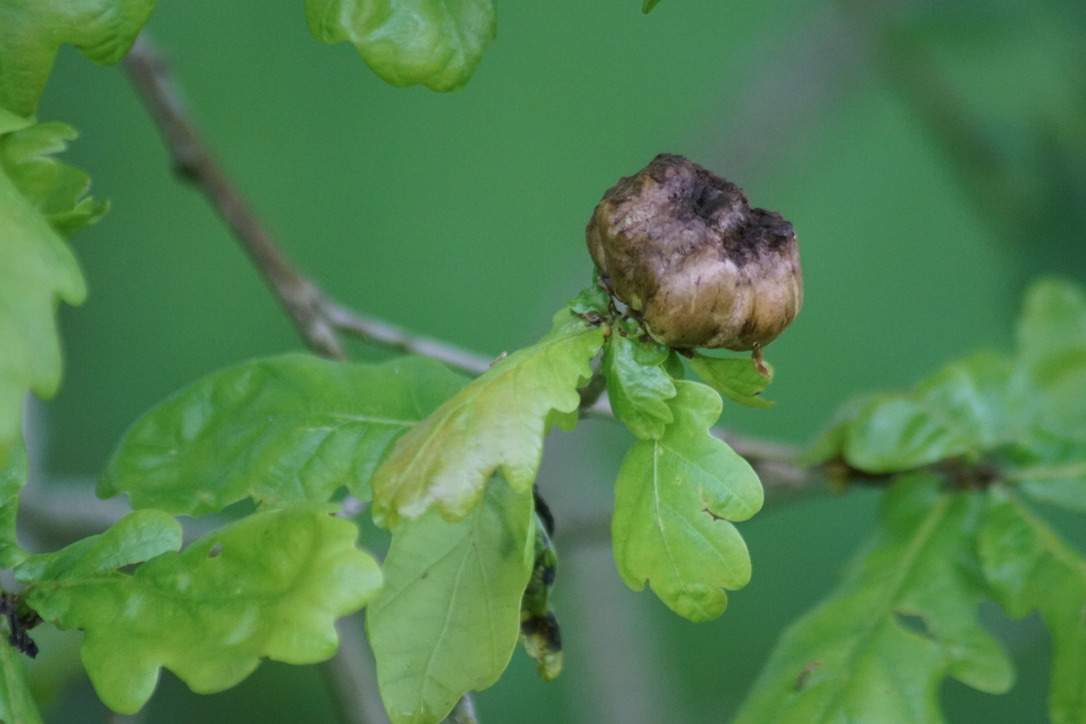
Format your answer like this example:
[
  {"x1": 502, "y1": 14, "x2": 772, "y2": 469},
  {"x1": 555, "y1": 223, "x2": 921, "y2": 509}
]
[{"x1": 121, "y1": 36, "x2": 494, "y2": 375}]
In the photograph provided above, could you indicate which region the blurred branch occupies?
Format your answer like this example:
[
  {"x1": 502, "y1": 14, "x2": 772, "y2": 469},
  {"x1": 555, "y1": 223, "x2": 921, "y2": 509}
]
[
  {"x1": 320, "y1": 615, "x2": 390, "y2": 724},
  {"x1": 838, "y1": 0, "x2": 1086, "y2": 281},
  {"x1": 121, "y1": 35, "x2": 494, "y2": 375}
]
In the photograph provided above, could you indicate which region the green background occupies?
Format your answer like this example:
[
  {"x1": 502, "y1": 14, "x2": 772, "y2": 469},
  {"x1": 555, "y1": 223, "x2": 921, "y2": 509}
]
[{"x1": 28, "y1": 0, "x2": 1086, "y2": 721}]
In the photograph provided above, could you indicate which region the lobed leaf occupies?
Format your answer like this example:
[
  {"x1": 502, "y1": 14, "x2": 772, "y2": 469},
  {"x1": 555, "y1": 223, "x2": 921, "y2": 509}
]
[
  {"x1": 15, "y1": 509, "x2": 181, "y2": 584},
  {"x1": 805, "y1": 349, "x2": 1037, "y2": 473},
  {"x1": 0, "y1": 120, "x2": 109, "y2": 235},
  {"x1": 979, "y1": 488, "x2": 1086, "y2": 724},
  {"x1": 0, "y1": 117, "x2": 97, "y2": 467},
  {"x1": 807, "y1": 279, "x2": 1086, "y2": 480},
  {"x1": 100, "y1": 353, "x2": 466, "y2": 516},
  {"x1": 0, "y1": 638, "x2": 42, "y2": 724},
  {"x1": 0, "y1": 0, "x2": 156, "y2": 116},
  {"x1": 688, "y1": 354, "x2": 775, "y2": 409},
  {"x1": 1016, "y1": 277, "x2": 1086, "y2": 369},
  {"x1": 367, "y1": 478, "x2": 534, "y2": 724},
  {"x1": 19, "y1": 505, "x2": 380, "y2": 714},
  {"x1": 611, "y1": 380, "x2": 763, "y2": 622},
  {"x1": 733, "y1": 476, "x2": 1013, "y2": 724},
  {"x1": 601, "y1": 328, "x2": 675, "y2": 439},
  {"x1": 371, "y1": 310, "x2": 605, "y2": 525},
  {"x1": 843, "y1": 352, "x2": 1021, "y2": 473},
  {"x1": 1012, "y1": 281, "x2": 1086, "y2": 461},
  {"x1": 304, "y1": 0, "x2": 497, "y2": 92}
]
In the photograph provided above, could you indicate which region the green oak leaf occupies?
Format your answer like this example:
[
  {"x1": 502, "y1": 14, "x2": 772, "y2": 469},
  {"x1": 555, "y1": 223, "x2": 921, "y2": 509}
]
[
  {"x1": 807, "y1": 280, "x2": 1086, "y2": 478},
  {"x1": 19, "y1": 504, "x2": 380, "y2": 715},
  {"x1": 0, "y1": 0, "x2": 156, "y2": 116},
  {"x1": 612, "y1": 380, "x2": 763, "y2": 622},
  {"x1": 100, "y1": 353, "x2": 466, "y2": 516},
  {"x1": 1014, "y1": 459, "x2": 1086, "y2": 513},
  {"x1": 806, "y1": 351, "x2": 1022, "y2": 473},
  {"x1": 798, "y1": 393, "x2": 877, "y2": 467},
  {"x1": 15, "y1": 509, "x2": 181, "y2": 583},
  {"x1": 0, "y1": 638, "x2": 42, "y2": 724},
  {"x1": 0, "y1": 117, "x2": 99, "y2": 466},
  {"x1": 371, "y1": 310, "x2": 605, "y2": 525},
  {"x1": 733, "y1": 476, "x2": 1013, "y2": 724},
  {"x1": 688, "y1": 354, "x2": 775, "y2": 409},
  {"x1": 304, "y1": 0, "x2": 497, "y2": 92},
  {"x1": 1010, "y1": 280, "x2": 1086, "y2": 462},
  {"x1": 0, "y1": 442, "x2": 28, "y2": 567},
  {"x1": 1021, "y1": 352, "x2": 1086, "y2": 466},
  {"x1": 841, "y1": 353, "x2": 1014, "y2": 473},
  {"x1": 979, "y1": 488, "x2": 1086, "y2": 724},
  {"x1": 1016, "y1": 277, "x2": 1086, "y2": 370},
  {"x1": 566, "y1": 274, "x2": 610, "y2": 317},
  {"x1": 0, "y1": 120, "x2": 109, "y2": 235},
  {"x1": 601, "y1": 328, "x2": 675, "y2": 439},
  {"x1": 367, "y1": 478, "x2": 534, "y2": 724}
]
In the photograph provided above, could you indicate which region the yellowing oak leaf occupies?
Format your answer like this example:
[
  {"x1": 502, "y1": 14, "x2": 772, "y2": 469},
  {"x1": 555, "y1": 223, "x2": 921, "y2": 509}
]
[{"x1": 371, "y1": 310, "x2": 605, "y2": 526}]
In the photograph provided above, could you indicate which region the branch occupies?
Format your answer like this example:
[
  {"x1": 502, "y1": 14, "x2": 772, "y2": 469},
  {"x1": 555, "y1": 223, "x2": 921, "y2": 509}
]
[
  {"x1": 121, "y1": 35, "x2": 493, "y2": 375},
  {"x1": 320, "y1": 615, "x2": 390, "y2": 724}
]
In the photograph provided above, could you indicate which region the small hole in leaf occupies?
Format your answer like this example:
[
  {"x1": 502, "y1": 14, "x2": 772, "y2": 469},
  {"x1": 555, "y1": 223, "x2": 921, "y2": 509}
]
[{"x1": 208, "y1": 542, "x2": 222, "y2": 558}]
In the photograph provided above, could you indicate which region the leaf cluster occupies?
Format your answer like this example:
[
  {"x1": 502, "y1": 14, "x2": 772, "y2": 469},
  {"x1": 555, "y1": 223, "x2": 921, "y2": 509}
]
[
  {"x1": 0, "y1": 2, "x2": 678, "y2": 722},
  {"x1": 7, "y1": 354, "x2": 467, "y2": 714},
  {"x1": 735, "y1": 279, "x2": 1086, "y2": 724},
  {"x1": 571, "y1": 282, "x2": 776, "y2": 621},
  {"x1": 6, "y1": 3, "x2": 1082, "y2": 724}
]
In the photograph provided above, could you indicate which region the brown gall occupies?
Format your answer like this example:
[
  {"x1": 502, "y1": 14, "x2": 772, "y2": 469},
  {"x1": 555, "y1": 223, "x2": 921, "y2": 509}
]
[{"x1": 586, "y1": 154, "x2": 802, "y2": 352}]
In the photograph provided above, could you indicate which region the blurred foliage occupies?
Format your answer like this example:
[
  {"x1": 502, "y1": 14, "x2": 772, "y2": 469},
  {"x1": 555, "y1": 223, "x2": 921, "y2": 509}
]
[
  {"x1": 12, "y1": 0, "x2": 1086, "y2": 722},
  {"x1": 744, "y1": 278, "x2": 1086, "y2": 723}
]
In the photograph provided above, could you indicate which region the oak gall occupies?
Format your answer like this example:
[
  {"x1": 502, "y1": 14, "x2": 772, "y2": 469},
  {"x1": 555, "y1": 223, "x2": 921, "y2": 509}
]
[{"x1": 586, "y1": 154, "x2": 802, "y2": 352}]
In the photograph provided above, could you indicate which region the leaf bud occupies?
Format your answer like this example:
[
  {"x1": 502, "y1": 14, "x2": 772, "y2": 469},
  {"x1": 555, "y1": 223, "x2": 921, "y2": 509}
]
[{"x1": 586, "y1": 154, "x2": 802, "y2": 351}]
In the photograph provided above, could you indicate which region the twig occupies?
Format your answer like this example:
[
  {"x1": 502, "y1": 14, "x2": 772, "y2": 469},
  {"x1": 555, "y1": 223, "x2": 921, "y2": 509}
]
[
  {"x1": 320, "y1": 615, "x2": 390, "y2": 724},
  {"x1": 322, "y1": 301, "x2": 492, "y2": 374},
  {"x1": 122, "y1": 35, "x2": 342, "y2": 359},
  {"x1": 121, "y1": 35, "x2": 493, "y2": 375}
]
